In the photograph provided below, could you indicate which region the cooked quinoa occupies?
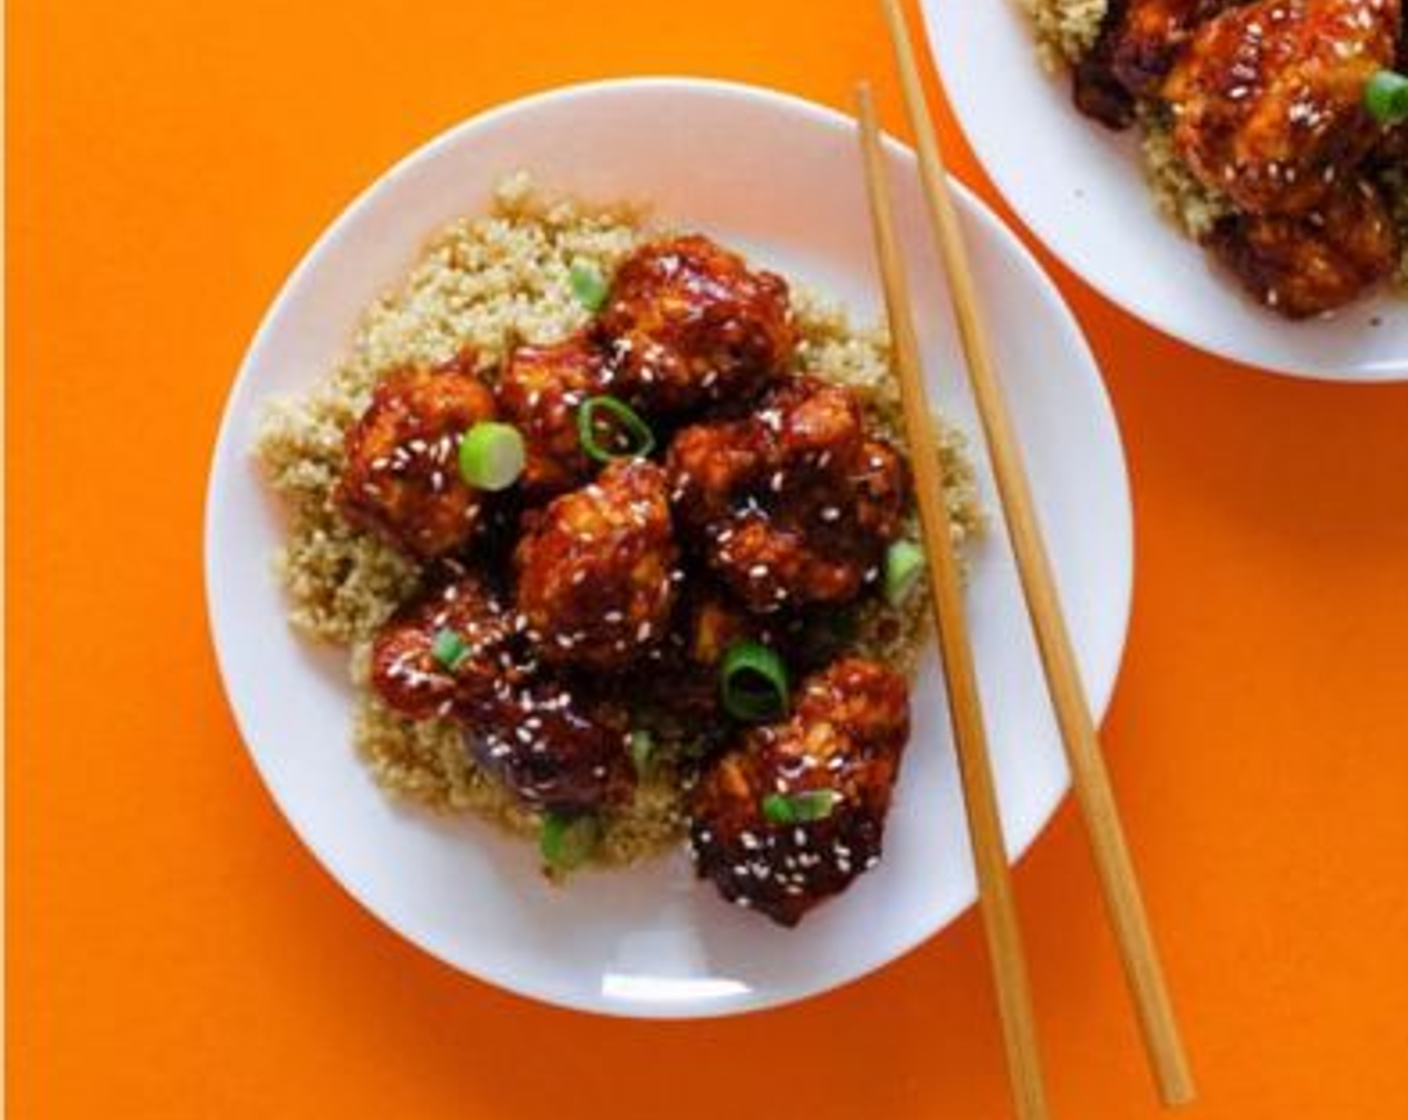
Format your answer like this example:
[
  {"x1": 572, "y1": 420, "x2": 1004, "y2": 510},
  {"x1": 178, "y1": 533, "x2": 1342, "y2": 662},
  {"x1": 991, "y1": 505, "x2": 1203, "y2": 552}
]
[
  {"x1": 1138, "y1": 107, "x2": 1234, "y2": 240},
  {"x1": 256, "y1": 175, "x2": 982, "y2": 870},
  {"x1": 1026, "y1": 0, "x2": 1108, "y2": 69}
]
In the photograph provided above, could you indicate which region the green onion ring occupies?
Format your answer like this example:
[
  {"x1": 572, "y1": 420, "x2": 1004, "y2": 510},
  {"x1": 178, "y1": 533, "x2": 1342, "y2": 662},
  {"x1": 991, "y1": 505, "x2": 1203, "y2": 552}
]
[
  {"x1": 720, "y1": 640, "x2": 789, "y2": 722},
  {"x1": 569, "y1": 260, "x2": 610, "y2": 312},
  {"x1": 762, "y1": 790, "x2": 838, "y2": 825},
  {"x1": 1366, "y1": 70, "x2": 1408, "y2": 125},
  {"x1": 629, "y1": 729, "x2": 656, "y2": 777},
  {"x1": 576, "y1": 395, "x2": 657, "y2": 463},
  {"x1": 457, "y1": 421, "x2": 526, "y2": 491},
  {"x1": 539, "y1": 811, "x2": 600, "y2": 872},
  {"x1": 884, "y1": 540, "x2": 926, "y2": 608},
  {"x1": 430, "y1": 628, "x2": 468, "y2": 671}
]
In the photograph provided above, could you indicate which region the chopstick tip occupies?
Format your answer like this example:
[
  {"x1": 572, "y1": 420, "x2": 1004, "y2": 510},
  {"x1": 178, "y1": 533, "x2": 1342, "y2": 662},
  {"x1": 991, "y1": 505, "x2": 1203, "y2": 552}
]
[{"x1": 855, "y1": 81, "x2": 877, "y2": 128}]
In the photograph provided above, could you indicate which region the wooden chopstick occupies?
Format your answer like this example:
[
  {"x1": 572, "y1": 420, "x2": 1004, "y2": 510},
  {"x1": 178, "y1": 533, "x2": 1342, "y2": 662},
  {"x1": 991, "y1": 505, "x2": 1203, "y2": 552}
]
[
  {"x1": 878, "y1": 0, "x2": 1195, "y2": 1106},
  {"x1": 856, "y1": 82, "x2": 1051, "y2": 1120}
]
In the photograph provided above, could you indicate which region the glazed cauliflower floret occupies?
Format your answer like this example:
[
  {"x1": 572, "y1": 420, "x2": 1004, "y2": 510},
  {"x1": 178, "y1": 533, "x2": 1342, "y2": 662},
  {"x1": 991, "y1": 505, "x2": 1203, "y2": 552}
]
[
  {"x1": 1075, "y1": 0, "x2": 1241, "y2": 127},
  {"x1": 466, "y1": 677, "x2": 635, "y2": 813},
  {"x1": 496, "y1": 332, "x2": 606, "y2": 499},
  {"x1": 690, "y1": 658, "x2": 910, "y2": 926},
  {"x1": 666, "y1": 376, "x2": 907, "y2": 613},
  {"x1": 513, "y1": 459, "x2": 680, "y2": 671},
  {"x1": 1163, "y1": 0, "x2": 1398, "y2": 216},
  {"x1": 1205, "y1": 175, "x2": 1400, "y2": 316},
  {"x1": 336, "y1": 353, "x2": 497, "y2": 559},
  {"x1": 598, "y1": 235, "x2": 796, "y2": 415},
  {"x1": 369, "y1": 574, "x2": 633, "y2": 811},
  {"x1": 369, "y1": 572, "x2": 526, "y2": 721}
]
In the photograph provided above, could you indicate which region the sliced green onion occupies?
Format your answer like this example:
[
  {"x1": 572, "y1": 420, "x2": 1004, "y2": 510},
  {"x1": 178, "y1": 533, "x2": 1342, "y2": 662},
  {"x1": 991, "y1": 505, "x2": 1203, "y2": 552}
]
[
  {"x1": 457, "y1": 421, "x2": 525, "y2": 491},
  {"x1": 569, "y1": 260, "x2": 609, "y2": 312},
  {"x1": 539, "y1": 811, "x2": 600, "y2": 872},
  {"x1": 431, "y1": 628, "x2": 468, "y2": 671},
  {"x1": 576, "y1": 395, "x2": 656, "y2": 463},
  {"x1": 762, "y1": 789, "x2": 838, "y2": 825},
  {"x1": 1366, "y1": 70, "x2": 1408, "y2": 125},
  {"x1": 629, "y1": 729, "x2": 656, "y2": 777},
  {"x1": 720, "y1": 640, "x2": 789, "y2": 722},
  {"x1": 884, "y1": 540, "x2": 926, "y2": 607}
]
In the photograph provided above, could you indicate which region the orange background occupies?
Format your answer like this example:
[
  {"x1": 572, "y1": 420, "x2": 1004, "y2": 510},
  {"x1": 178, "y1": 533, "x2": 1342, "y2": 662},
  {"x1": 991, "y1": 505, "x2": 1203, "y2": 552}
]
[{"x1": 10, "y1": 1, "x2": 1408, "y2": 1117}]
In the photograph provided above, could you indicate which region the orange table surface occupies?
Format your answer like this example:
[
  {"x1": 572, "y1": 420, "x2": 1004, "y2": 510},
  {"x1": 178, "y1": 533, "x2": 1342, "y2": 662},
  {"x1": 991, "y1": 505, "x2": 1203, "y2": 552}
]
[{"x1": 10, "y1": 1, "x2": 1408, "y2": 1117}]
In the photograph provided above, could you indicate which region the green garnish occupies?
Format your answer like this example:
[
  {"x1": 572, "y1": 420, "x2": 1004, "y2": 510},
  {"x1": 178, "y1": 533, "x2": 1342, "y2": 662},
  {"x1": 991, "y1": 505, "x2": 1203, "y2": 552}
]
[
  {"x1": 1366, "y1": 70, "x2": 1408, "y2": 125},
  {"x1": 575, "y1": 395, "x2": 656, "y2": 463},
  {"x1": 762, "y1": 790, "x2": 838, "y2": 825},
  {"x1": 539, "y1": 811, "x2": 600, "y2": 872},
  {"x1": 457, "y1": 421, "x2": 525, "y2": 491},
  {"x1": 629, "y1": 729, "x2": 656, "y2": 776},
  {"x1": 720, "y1": 640, "x2": 789, "y2": 722},
  {"x1": 569, "y1": 260, "x2": 609, "y2": 312},
  {"x1": 884, "y1": 540, "x2": 926, "y2": 607},
  {"x1": 431, "y1": 628, "x2": 468, "y2": 671}
]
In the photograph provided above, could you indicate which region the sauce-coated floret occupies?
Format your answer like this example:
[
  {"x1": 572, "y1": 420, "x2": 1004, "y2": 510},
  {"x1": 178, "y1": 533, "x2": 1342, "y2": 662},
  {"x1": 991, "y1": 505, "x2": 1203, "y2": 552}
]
[
  {"x1": 1163, "y1": 0, "x2": 1398, "y2": 217},
  {"x1": 369, "y1": 574, "x2": 633, "y2": 811},
  {"x1": 666, "y1": 376, "x2": 907, "y2": 613},
  {"x1": 690, "y1": 658, "x2": 910, "y2": 926},
  {"x1": 598, "y1": 235, "x2": 796, "y2": 414},
  {"x1": 1206, "y1": 175, "x2": 1400, "y2": 316},
  {"x1": 496, "y1": 332, "x2": 606, "y2": 499},
  {"x1": 1074, "y1": 0, "x2": 1241, "y2": 128},
  {"x1": 513, "y1": 459, "x2": 680, "y2": 671},
  {"x1": 336, "y1": 354, "x2": 497, "y2": 559}
]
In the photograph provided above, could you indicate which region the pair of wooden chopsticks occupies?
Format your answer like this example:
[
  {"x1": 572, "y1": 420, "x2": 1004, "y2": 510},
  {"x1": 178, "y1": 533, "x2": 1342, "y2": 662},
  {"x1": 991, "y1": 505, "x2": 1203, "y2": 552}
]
[{"x1": 857, "y1": 2, "x2": 1195, "y2": 1116}]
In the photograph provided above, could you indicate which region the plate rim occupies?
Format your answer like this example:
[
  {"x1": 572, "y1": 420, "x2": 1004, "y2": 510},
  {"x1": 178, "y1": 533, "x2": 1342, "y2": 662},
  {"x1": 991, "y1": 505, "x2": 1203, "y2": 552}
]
[{"x1": 203, "y1": 75, "x2": 1134, "y2": 1018}]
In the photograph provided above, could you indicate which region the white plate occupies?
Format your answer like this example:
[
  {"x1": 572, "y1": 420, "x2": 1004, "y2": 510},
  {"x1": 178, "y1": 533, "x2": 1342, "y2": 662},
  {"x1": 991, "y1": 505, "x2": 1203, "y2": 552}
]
[
  {"x1": 923, "y1": 0, "x2": 1408, "y2": 381},
  {"x1": 205, "y1": 78, "x2": 1132, "y2": 1017}
]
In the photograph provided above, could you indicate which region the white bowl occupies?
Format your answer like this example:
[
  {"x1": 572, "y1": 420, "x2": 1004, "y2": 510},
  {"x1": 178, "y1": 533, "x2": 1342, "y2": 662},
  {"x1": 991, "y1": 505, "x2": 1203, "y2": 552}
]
[
  {"x1": 923, "y1": 0, "x2": 1408, "y2": 381},
  {"x1": 204, "y1": 78, "x2": 1132, "y2": 1017}
]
